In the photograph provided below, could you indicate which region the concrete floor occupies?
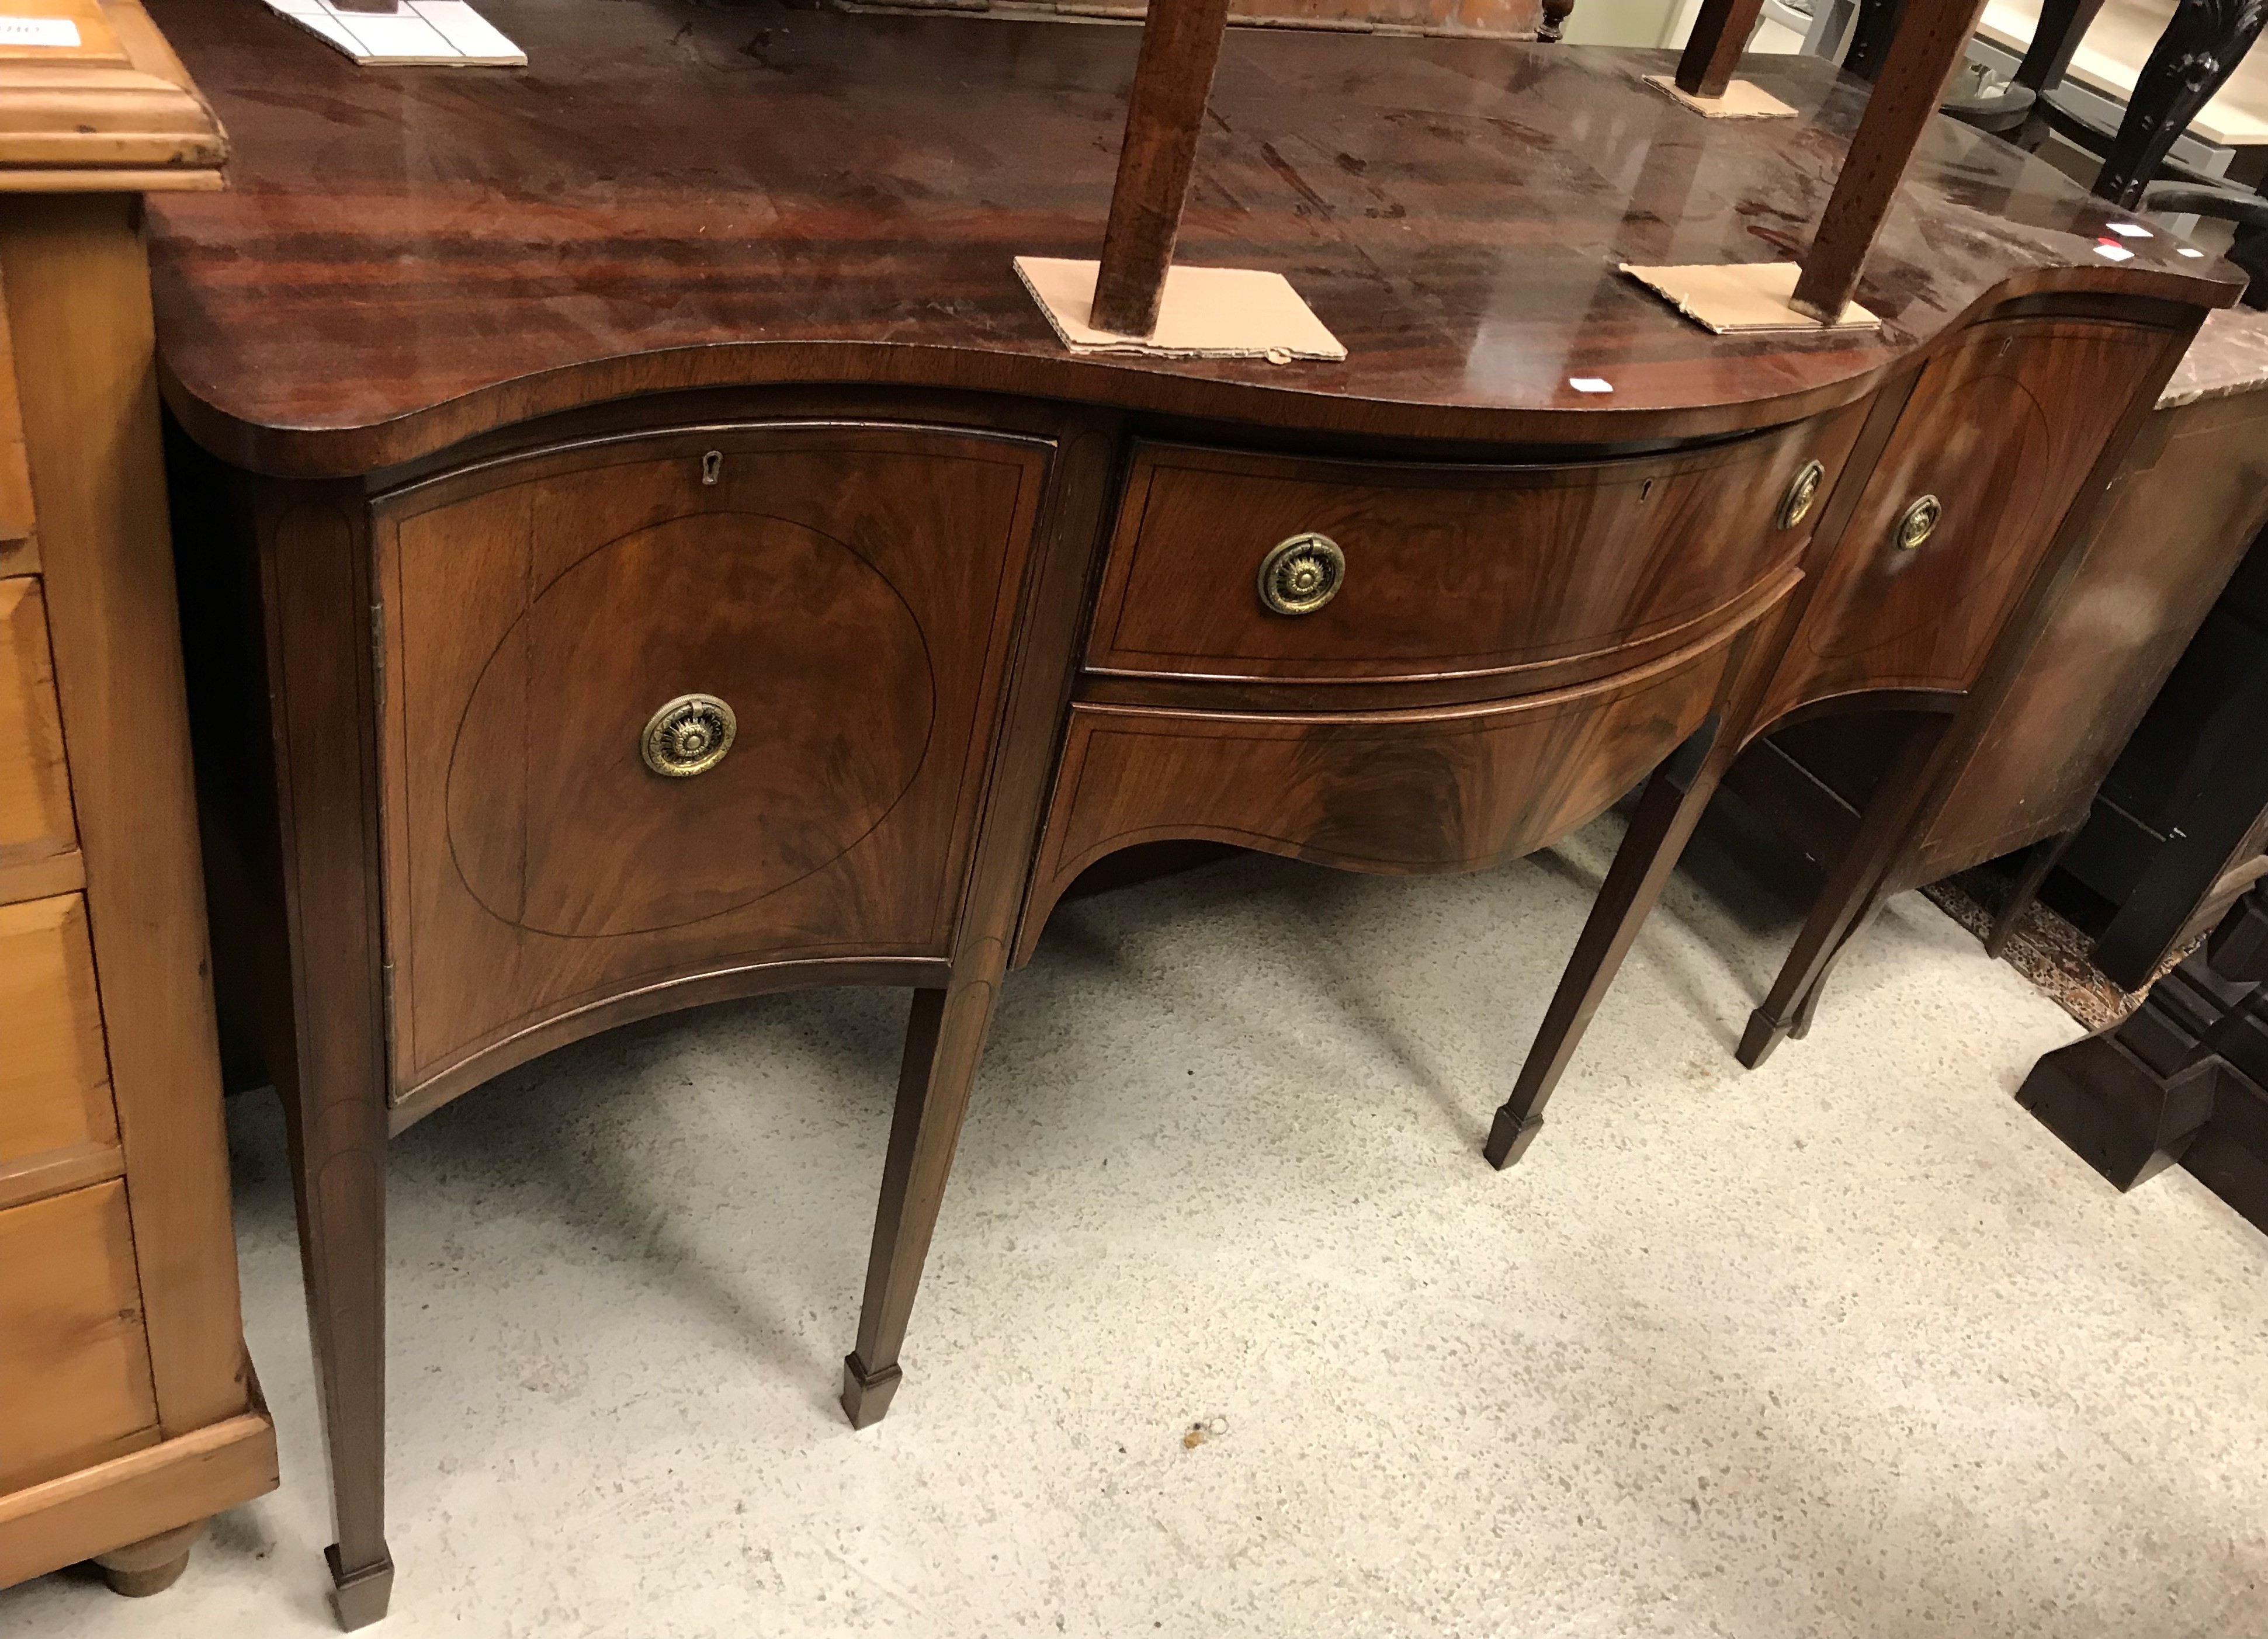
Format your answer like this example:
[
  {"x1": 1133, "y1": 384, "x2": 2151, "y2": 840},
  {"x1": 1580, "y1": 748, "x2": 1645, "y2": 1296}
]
[{"x1": 8, "y1": 808, "x2": 2267, "y2": 1638}]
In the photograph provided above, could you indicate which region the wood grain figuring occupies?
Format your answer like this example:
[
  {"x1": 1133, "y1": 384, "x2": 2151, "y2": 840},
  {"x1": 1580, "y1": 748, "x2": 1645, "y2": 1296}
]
[
  {"x1": 0, "y1": 577, "x2": 71, "y2": 878},
  {"x1": 0, "y1": 1180, "x2": 158, "y2": 1494},
  {"x1": 1675, "y1": 0, "x2": 1768, "y2": 98},
  {"x1": 2, "y1": 193, "x2": 251, "y2": 1447},
  {"x1": 1021, "y1": 612, "x2": 1755, "y2": 958},
  {"x1": 1792, "y1": 0, "x2": 1994, "y2": 321},
  {"x1": 1916, "y1": 390, "x2": 2268, "y2": 878},
  {"x1": 0, "y1": 894, "x2": 116, "y2": 1172},
  {"x1": 138, "y1": 1, "x2": 2241, "y2": 477},
  {"x1": 378, "y1": 424, "x2": 1048, "y2": 1102},
  {"x1": 1087, "y1": 411, "x2": 1865, "y2": 690},
  {"x1": 1091, "y1": 0, "x2": 1233, "y2": 336},
  {"x1": 1760, "y1": 320, "x2": 2164, "y2": 722},
  {"x1": 0, "y1": 296, "x2": 34, "y2": 576},
  {"x1": 0, "y1": 1405, "x2": 274, "y2": 1590}
]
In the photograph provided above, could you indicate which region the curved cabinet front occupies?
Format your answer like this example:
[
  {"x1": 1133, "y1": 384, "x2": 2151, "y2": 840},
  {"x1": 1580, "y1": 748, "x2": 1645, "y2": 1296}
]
[
  {"x1": 376, "y1": 423, "x2": 1049, "y2": 1113},
  {"x1": 1018, "y1": 608, "x2": 1766, "y2": 963},
  {"x1": 1085, "y1": 409, "x2": 1866, "y2": 694}
]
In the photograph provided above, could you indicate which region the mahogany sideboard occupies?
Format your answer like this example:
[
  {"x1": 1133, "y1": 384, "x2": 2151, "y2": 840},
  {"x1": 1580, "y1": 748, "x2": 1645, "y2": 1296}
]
[
  {"x1": 0, "y1": 0, "x2": 276, "y2": 1605},
  {"x1": 141, "y1": 0, "x2": 2239, "y2": 1623}
]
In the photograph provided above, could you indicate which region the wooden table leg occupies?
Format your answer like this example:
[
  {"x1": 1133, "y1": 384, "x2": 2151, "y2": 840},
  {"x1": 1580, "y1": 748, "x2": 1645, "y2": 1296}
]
[
  {"x1": 93, "y1": 1520, "x2": 207, "y2": 1598},
  {"x1": 1486, "y1": 717, "x2": 1726, "y2": 1169},
  {"x1": 842, "y1": 978, "x2": 998, "y2": 1427},
  {"x1": 1737, "y1": 716, "x2": 1947, "y2": 1068},
  {"x1": 1985, "y1": 824, "x2": 2080, "y2": 959}
]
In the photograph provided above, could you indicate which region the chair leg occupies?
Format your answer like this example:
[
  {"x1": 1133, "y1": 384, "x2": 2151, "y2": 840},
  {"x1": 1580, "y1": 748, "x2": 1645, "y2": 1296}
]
[
  {"x1": 1985, "y1": 825, "x2": 2079, "y2": 959},
  {"x1": 1486, "y1": 718, "x2": 1725, "y2": 1169},
  {"x1": 1738, "y1": 719, "x2": 1946, "y2": 1070},
  {"x1": 842, "y1": 978, "x2": 998, "y2": 1428},
  {"x1": 280, "y1": 1064, "x2": 394, "y2": 1630}
]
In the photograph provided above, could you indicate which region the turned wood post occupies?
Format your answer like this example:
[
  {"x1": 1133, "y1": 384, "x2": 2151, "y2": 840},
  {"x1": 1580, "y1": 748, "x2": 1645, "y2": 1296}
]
[
  {"x1": 1791, "y1": 0, "x2": 1991, "y2": 321},
  {"x1": 1091, "y1": 0, "x2": 1234, "y2": 337},
  {"x1": 1676, "y1": 0, "x2": 1768, "y2": 98}
]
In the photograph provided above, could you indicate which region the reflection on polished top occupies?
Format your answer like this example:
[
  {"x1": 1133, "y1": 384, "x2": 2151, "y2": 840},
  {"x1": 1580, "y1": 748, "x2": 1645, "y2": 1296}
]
[{"x1": 143, "y1": 0, "x2": 2239, "y2": 473}]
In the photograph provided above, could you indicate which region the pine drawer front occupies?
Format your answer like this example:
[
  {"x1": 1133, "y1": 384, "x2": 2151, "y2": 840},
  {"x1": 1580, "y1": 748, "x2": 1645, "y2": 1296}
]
[
  {"x1": 0, "y1": 894, "x2": 116, "y2": 1183},
  {"x1": 0, "y1": 1180, "x2": 158, "y2": 1494},
  {"x1": 1086, "y1": 409, "x2": 1863, "y2": 692},
  {"x1": 0, "y1": 577, "x2": 74, "y2": 886}
]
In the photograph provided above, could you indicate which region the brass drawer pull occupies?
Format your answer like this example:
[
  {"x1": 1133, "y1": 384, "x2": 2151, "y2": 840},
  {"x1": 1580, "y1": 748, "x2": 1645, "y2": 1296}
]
[
  {"x1": 1895, "y1": 494, "x2": 1941, "y2": 551},
  {"x1": 1778, "y1": 459, "x2": 1825, "y2": 530},
  {"x1": 1257, "y1": 533, "x2": 1345, "y2": 616},
  {"x1": 641, "y1": 693, "x2": 736, "y2": 777}
]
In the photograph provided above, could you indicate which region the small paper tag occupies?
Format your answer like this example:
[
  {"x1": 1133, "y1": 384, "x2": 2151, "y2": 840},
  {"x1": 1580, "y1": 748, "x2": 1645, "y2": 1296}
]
[{"x1": 0, "y1": 16, "x2": 81, "y2": 45}]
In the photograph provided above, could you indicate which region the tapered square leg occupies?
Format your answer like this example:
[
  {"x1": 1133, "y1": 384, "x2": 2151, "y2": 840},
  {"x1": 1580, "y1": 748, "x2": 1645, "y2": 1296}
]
[
  {"x1": 841, "y1": 980, "x2": 997, "y2": 1428},
  {"x1": 840, "y1": 1353, "x2": 904, "y2": 1429},
  {"x1": 1488, "y1": 718, "x2": 1725, "y2": 1169},
  {"x1": 326, "y1": 1543, "x2": 396, "y2": 1631}
]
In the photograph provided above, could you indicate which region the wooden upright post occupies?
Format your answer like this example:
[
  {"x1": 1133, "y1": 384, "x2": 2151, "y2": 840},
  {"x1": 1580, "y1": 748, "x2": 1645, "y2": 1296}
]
[
  {"x1": 1790, "y1": 0, "x2": 1990, "y2": 322},
  {"x1": 1090, "y1": 0, "x2": 1233, "y2": 338},
  {"x1": 1674, "y1": 0, "x2": 1767, "y2": 98}
]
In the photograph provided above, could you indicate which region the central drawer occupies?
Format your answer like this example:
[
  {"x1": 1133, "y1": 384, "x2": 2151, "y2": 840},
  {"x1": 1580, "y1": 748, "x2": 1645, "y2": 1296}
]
[{"x1": 1086, "y1": 411, "x2": 1864, "y2": 691}]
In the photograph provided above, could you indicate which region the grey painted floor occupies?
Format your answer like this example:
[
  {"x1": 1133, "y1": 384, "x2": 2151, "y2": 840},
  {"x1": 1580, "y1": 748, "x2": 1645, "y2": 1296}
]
[{"x1": 8, "y1": 809, "x2": 2267, "y2": 1638}]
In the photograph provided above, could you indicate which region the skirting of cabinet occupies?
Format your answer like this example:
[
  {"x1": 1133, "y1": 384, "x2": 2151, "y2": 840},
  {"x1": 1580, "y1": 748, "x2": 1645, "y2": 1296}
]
[{"x1": 1018, "y1": 599, "x2": 1766, "y2": 963}]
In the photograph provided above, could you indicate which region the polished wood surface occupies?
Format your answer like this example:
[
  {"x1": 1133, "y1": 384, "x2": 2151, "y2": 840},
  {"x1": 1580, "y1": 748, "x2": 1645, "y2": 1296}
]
[
  {"x1": 143, "y1": 0, "x2": 2238, "y2": 476},
  {"x1": 146, "y1": 1, "x2": 2250, "y2": 1618},
  {"x1": 1093, "y1": 0, "x2": 1232, "y2": 334},
  {"x1": 1757, "y1": 319, "x2": 2167, "y2": 721},
  {"x1": 1087, "y1": 415, "x2": 1864, "y2": 690},
  {"x1": 0, "y1": 1183, "x2": 158, "y2": 1494},
  {"x1": 0, "y1": 895, "x2": 114, "y2": 1176},
  {"x1": 378, "y1": 423, "x2": 1048, "y2": 1102}
]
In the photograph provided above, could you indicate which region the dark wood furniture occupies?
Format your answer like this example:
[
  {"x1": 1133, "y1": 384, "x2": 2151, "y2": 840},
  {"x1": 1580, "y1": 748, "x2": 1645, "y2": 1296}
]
[
  {"x1": 1721, "y1": 307, "x2": 2268, "y2": 1060},
  {"x1": 0, "y1": 0, "x2": 276, "y2": 1605},
  {"x1": 144, "y1": 0, "x2": 2238, "y2": 1623},
  {"x1": 2019, "y1": 886, "x2": 2268, "y2": 1223}
]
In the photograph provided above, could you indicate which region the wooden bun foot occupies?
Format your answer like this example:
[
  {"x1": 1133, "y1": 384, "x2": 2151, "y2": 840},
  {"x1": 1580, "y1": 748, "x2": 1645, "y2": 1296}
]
[
  {"x1": 841, "y1": 1352, "x2": 903, "y2": 1429},
  {"x1": 1483, "y1": 1109, "x2": 1544, "y2": 1170},
  {"x1": 326, "y1": 1541, "x2": 396, "y2": 1630},
  {"x1": 1737, "y1": 1008, "x2": 1789, "y2": 1068},
  {"x1": 93, "y1": 1520, "x2": 206, "y2": 1598}
]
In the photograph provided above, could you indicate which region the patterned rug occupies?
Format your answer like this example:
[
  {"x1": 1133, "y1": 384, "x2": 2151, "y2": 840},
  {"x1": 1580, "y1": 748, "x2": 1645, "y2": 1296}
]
[{"x1": 1921, "y1": 868, "x2": 2183, "y2": 1035}]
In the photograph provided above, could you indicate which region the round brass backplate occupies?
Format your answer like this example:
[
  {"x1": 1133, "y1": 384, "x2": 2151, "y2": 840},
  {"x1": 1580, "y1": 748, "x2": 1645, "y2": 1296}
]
[
  {"x1": 1895, "y1": 493, "x2": 1943, "y2": 551},
  {"x1": 641, "y1": 693, "x2": 737, "y2": 777},
  {"x1": 1256, "y1": 533, "x2": 1346, "y2": 616},
  {"x1": 1778, "y1": 459, "x2": 1825, "y2": 530}
]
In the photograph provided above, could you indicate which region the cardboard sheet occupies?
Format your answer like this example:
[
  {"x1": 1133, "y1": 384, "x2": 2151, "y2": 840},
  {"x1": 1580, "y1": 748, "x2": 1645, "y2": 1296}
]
[
  {"x1": 256, "y1": 0, "x2": 525, "y2": 65},
  {"x1": 1641, "y1": 74, "x2": 1798, "y2": 119},
  {"x1": 1015, "y1": 256, "x2": 1345, "y2": 361},
  {"x1": 1620, "y1": 261, "x2": 1881, "y2": 334}
]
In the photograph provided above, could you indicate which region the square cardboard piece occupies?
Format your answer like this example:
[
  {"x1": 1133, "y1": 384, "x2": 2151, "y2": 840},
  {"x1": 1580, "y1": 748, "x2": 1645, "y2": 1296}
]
[
  {"x1": 1621, "y1": 261, "x2": 1881, "y2": 334},
  {"x1": 1642, "y1": 74, "x2": 1798, "y2": 119},
  {"x1": 256, "y1": 0, "x2": 525, "y2": 65},
  {"x1": 1015, "y1": 256, "x2": 1345, "y2": 361}
]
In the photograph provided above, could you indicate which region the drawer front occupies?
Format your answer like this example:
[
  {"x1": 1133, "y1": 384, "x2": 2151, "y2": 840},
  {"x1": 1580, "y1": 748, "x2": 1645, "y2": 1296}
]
[
  {"x1": 1763, "y1": 320, "x2": 2170, "y2": 720},
  {"x1": 1087, "y1": 408, "x2": 1863, "y2": 688},
  {"x1": 1024, "y1": 612, "x2": 1756, "y2": 957},
  {"x1": 0, "y1": 1179, "x2": 158, "y2": 1494},
  {"x1": 1, "y1": 577, "x2": 74, "y2": 877},
  {"x1": 0, "y1": 894, "x2": 115, "y2": 1172},
  {"x1": 379, "y1": 423, "x2": 1048, "y2": 1102}
]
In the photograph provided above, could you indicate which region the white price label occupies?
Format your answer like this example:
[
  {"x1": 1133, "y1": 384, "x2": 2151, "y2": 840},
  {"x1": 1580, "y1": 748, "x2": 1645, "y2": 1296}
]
[{"x1": 0, "y1": 16, "x2": 82, "y2": 45}]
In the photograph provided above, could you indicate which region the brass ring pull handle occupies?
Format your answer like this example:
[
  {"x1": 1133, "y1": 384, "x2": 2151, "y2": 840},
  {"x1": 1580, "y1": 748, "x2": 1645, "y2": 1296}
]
[
  {"x1": 1257, "y1": 533, "x2": 1346, "y2": 616},
  {"x1": 1778, "y1": 459, "x2": 1825, "y2": 530},
  {"x1": 1895, "y1": 494, "x2": 1942, "y2": 551},
  {"x1": 641, "y1": 693, "x2": 736, "y2": 777}
]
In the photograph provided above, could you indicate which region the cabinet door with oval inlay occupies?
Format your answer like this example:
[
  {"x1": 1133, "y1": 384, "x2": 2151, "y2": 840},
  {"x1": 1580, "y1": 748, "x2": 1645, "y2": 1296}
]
[
  {"x1": 1760, "y1": 320, "x2": 2169, "y2": 724},
  {"x1": 376, "y1": 425, "x2": 1049, "y2": 1106}
]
